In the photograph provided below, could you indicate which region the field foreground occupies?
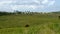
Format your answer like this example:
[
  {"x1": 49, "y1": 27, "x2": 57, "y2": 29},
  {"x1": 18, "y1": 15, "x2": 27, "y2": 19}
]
[{"x1": 0, "y1": 14, "x2": 60, "y2": 34}]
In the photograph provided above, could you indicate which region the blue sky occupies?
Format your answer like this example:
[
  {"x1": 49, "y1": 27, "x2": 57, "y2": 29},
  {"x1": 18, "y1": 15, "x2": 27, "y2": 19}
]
[{"x1": 0, "y1": 0, "x2": 60, "y2": 12}]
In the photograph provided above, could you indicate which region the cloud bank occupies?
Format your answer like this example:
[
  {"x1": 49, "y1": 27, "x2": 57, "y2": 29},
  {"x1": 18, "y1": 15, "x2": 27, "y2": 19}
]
[{"x1": 0, "y1": 0, "x2": 55, "y2": 12}]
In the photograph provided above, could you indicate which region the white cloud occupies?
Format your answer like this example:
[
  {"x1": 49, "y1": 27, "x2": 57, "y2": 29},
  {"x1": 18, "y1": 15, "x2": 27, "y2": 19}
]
[
  {"x1": 0, "y1": 0, "x2": 56, "y2": 12},
  {"x1": 11, "y1": 5, "x2": 36, "y2": 10},
  {"x1": 33, "y1": 0, "x2": 40, "y2": 4},
  {"x1": 42, "y1": 0, "x2": 48, "y2": 4},
  {"x1": 0, "y1": 1, "x2": 12, "y2": 5},
  {"x1": 11, "y1": 5, "x2": 44, "y2": 11},
  {"x1": 48, "y1": 1, "x2": 55, "y2": 6},
  {"x1": 41, "y1": 0, "x2": 55, "y2": 7}
]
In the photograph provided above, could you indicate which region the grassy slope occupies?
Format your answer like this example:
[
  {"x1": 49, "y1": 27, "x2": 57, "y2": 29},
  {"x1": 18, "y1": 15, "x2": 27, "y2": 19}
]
[{"x1": 0, "y1": 14, "x2": 60, "y2": 34}]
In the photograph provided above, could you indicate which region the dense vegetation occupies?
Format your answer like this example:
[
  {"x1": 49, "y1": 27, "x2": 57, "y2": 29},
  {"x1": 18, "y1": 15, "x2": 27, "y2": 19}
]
[{"x1": 0, "y1": 11, "x2": 60, "y2": 34}]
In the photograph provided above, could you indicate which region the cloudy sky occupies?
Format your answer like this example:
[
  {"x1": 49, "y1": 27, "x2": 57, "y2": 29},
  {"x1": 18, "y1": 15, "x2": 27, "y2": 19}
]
[{"x1": 0, "y1": 0, "x2": 60, "y2": 12}]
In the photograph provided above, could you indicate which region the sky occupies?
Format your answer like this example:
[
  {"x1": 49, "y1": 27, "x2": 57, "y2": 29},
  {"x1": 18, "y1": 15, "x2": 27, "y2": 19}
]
[{"x1": 0, "y1": 0, "x2": 60, "y2": 12}]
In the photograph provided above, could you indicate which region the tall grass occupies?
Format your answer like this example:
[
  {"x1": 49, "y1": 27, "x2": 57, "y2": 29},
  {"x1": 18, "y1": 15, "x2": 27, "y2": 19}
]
[{"x1": 0, "y1": 14, "x2": 60, "y2": 34}]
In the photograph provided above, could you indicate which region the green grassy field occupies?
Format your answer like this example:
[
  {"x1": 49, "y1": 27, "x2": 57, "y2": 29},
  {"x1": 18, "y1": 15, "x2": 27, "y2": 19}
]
[{"x1": 0, "y1": 14, "x2": 60, "y2": 34}]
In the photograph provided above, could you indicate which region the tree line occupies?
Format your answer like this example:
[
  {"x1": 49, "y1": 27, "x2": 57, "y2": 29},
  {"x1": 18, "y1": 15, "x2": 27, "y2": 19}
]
[
  {"x1": 0, "y1": 10, "x2": 60, "y2": 16},
  {"x1": 0, "y1": 10, "x2": 43, "y2": 16}
]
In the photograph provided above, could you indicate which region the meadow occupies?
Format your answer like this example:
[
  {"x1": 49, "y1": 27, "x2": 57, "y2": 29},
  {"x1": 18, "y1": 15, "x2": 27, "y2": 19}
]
[{"x1": 0, "y1": 12, "x2": 60, "y2": 34}]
